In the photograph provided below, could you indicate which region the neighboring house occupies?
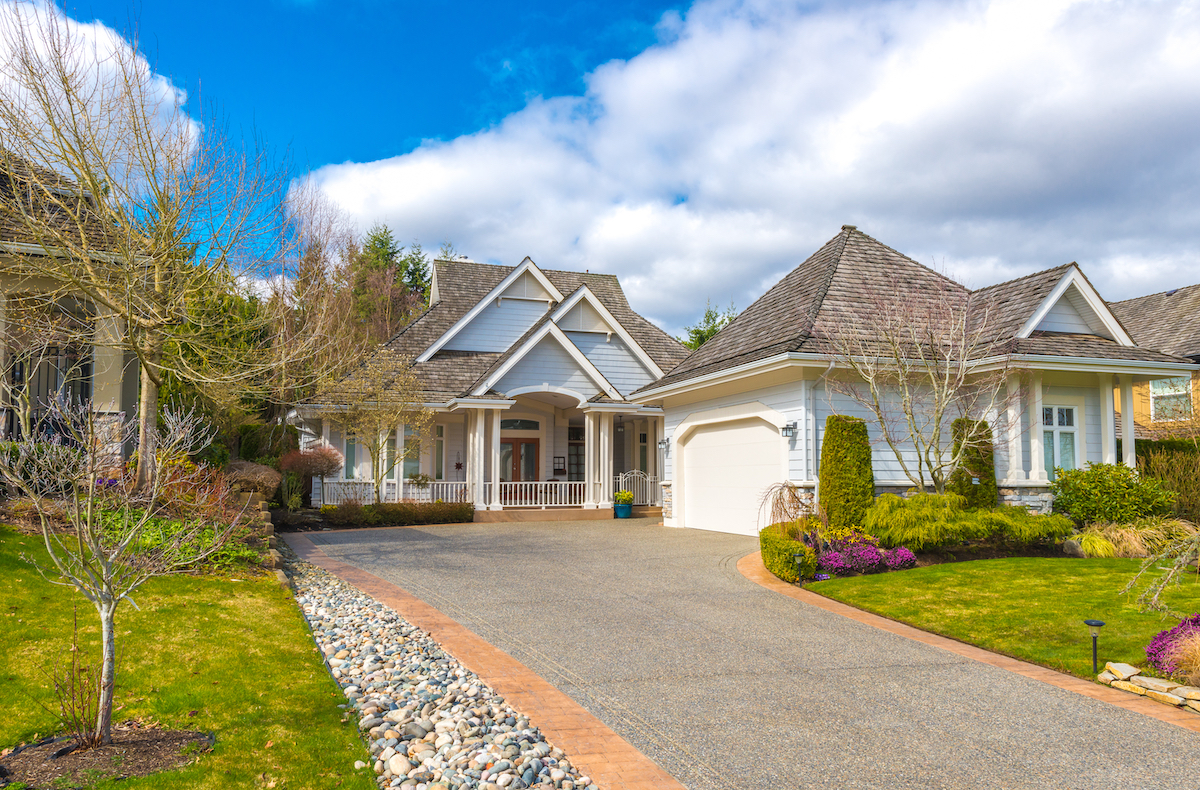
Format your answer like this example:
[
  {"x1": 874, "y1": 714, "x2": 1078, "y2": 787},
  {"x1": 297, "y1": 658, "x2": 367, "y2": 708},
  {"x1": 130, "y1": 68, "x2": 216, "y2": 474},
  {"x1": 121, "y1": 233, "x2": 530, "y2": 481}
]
[
  {"x1": 0, "y1": 162, "x2": 139, "y2": 454},
  {"x1": 631, "y1": 226, "x2": 1199, "y2": 536},
  {"x1": 303, "y1": 257, "x2": 689, "y2": 516},
  {"x1": 1110, "y1": 283, "x2": 1200, "y2": 435}
]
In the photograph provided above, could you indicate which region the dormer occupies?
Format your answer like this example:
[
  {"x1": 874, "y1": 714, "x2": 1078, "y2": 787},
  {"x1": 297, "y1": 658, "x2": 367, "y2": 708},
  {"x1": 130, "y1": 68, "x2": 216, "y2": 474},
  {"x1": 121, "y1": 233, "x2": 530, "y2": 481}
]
[{"x1": 1017, "y1": 265, "x2": 1133, "y2": 345}]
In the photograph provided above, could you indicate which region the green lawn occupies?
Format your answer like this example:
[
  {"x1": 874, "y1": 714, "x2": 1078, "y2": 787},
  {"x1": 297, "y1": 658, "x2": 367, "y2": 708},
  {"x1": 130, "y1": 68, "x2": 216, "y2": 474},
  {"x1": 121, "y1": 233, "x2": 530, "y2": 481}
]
[
  {"x1": 808, "y1": 557, "x2": 1200, "y2": 679},
  {"x1": 1, "y1": 525, "x2": 375, "y2": 789}
]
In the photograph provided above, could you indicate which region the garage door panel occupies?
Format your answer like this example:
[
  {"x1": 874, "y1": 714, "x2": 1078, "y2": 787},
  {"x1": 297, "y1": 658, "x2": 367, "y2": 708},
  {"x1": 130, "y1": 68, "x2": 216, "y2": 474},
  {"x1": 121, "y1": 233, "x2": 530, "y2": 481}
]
[{"x1": 682, "y1": 418, "x2": 781, "y2": 536}]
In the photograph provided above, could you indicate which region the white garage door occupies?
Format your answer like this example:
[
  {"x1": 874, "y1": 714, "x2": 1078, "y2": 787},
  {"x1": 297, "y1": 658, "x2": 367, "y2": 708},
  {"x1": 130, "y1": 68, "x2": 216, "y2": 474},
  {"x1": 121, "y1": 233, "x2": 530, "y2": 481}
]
[{"x1": 681, "y1": 418, "x2": 781, "y2": 536}]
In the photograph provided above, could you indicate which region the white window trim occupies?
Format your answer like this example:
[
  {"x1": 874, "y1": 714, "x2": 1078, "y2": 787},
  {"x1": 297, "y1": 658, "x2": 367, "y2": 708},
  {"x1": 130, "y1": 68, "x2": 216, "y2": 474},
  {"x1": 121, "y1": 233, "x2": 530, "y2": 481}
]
[
  {"x1": 1017, "y1": 266, "x2": 1134, "y2": 345},
  {"x1": 1042, "y1": 402, "x2": 1081, "y2": 480}
]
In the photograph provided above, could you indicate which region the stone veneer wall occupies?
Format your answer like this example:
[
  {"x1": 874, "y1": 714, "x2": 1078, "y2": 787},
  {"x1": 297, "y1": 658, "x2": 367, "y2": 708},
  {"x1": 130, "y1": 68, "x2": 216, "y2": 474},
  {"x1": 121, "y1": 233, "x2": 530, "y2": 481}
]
[
  {"x1": 998, "y1": 486, "x2": 1054, "y2": 514},
  {"x1": 660, "y1": 481, "x2": 672, "y2": 519}
]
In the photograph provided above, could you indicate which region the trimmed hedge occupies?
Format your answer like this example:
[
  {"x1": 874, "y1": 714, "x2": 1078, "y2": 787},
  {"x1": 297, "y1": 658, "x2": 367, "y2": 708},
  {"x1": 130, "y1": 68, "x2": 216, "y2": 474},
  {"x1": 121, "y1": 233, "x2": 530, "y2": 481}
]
[
  {"x1": 1120, "y1": 437, "x2": 1200, "y2": 460},
  {"x1": 760, "y1": 523, "x2": 818, "y2": 582},
  {"x1": 819, "y1": 415, "x2": 875, "y2": 529},
  {"x1": 947, "y1": 418, "x2": 997, "y2": 509},
  {"x1": 862, "y1": 492, "x2": 1074, "y2": 552},
  {"x1": 321, "y1": 501, "x2": 475, "y2": 527},
  {"x1": 1049, "y1": 462, "x2": 1175, "y2": 524}
]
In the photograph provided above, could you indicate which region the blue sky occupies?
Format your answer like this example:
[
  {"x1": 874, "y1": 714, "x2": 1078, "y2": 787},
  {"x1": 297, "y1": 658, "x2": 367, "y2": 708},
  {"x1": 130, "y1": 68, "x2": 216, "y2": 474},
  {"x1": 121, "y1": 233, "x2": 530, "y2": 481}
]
[
  {"x1": 76, "y1": 0, "x2": 683, "y2": 170},
  {"x1": 51, "y1": 1, "x2": 1200, "y2": 334}
]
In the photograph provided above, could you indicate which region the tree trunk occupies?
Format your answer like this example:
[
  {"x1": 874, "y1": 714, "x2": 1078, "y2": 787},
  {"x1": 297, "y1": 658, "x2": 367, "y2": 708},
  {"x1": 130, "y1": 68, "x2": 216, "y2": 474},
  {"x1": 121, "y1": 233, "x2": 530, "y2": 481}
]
[
  {"x1": 95, "y1": 599, "x2": 116, "y2": 745},
  {"x1": 135, "y1": 350, "x2": 160, "y2": 490}
]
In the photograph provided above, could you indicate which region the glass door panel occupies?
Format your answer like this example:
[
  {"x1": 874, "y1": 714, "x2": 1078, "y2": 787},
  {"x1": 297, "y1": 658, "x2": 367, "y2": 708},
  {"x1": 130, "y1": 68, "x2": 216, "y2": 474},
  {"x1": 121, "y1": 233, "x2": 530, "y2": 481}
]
[
  {"x1": 519, "y1": 441, "x2": 538, "y2": 481},
  {"x1": 1043, "y1": 432, "x2": 1056, "y2": 481},
  {"x1": 499, "y1": 442, "x2": 514, "y2": 482},
  {"x1": 1059, "y1": 432, "x2": 1076, "y2": 471}
]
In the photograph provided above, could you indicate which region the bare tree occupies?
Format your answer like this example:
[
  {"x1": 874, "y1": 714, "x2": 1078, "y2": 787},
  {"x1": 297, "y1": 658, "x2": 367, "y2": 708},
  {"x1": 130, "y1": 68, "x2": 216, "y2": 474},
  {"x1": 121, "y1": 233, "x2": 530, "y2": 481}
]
[
  {"x1": 0, "y1": 5, "x2": 356, "y2": 487},
  {"x1": 1, "y1": 294, "x2": 90, "y2": 438},
  {"x1": 818, "y1": 273, "x2": 1011, "y2": 493},
  {"x1": 335, "y1": 349, "x2": 433, "y2": 504},
  {"x1": 0, "y1": 401, "x2": 248, "y2": 746}
]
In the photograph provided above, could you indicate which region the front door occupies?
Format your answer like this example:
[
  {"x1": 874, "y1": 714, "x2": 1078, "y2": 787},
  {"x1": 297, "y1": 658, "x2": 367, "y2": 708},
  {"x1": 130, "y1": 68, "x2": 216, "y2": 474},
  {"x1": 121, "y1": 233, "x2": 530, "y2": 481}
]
[{"x1": 499, "y1": 439, "x2": 539, "y2": 482}]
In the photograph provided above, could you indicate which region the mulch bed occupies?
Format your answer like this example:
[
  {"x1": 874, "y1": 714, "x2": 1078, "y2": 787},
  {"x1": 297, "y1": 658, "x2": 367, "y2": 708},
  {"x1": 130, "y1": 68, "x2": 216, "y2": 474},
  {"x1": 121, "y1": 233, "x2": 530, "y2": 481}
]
[
  {"x1": 913, "y1": 543, "x2": 1070, "y2": 566},
  {"x1": 0, "y1": 722, "x2": 212, "y2": 789}
]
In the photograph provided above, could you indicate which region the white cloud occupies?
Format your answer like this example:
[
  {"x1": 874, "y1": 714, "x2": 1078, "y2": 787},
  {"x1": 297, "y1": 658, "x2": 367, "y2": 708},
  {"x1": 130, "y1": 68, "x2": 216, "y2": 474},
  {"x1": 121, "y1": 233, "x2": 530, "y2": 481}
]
[{"x1": 310, "y1": 0, "x2": 1200, "y2": 335}]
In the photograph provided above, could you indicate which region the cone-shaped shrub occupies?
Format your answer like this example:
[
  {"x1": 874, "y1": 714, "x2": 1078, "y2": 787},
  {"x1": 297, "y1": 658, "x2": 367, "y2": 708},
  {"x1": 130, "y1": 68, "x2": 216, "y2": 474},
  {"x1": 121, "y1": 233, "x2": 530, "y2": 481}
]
[
  {"x1": 819, "y1": 415, "x2": 875, "y2": 528},
  {"x1": 947, "y1": 418, "x2": 997, "y2": 509}
]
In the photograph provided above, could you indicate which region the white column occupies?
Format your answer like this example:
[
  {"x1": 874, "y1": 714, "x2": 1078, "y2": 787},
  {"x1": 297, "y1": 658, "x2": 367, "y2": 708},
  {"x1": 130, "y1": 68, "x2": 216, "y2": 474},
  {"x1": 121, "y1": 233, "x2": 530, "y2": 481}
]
[
  {"x1": 648, "y1": 417, "x2": 657, "y2": 481},
  {"x1": 1028, "y1": 371, "x2": 1047, "y2": 482},
  {"x1": 1120, "y1": 375, "x2": 1136, "y2": 467},
  {"x1": 465, "y1": 410, "x2": 476, "y2": 504},
  {"x1": 583, "y1": 411, "x2": 597, "y2": 508},
  {"x1": 490, "y1": 409, "x2": 502, "y2": 509},
  {"x1": 1005, "y1": 373, "x2": 1024, "y2": 482},
  {"x1": 1099, "y1": 372, "x2": 1116, "y2": 465},
  {"x1": 600, "y1": 412, "x2": 614, "y2": 507},
  {"x1": 475, "y1": 409, "x2": 488, "y2": 509},
  {"x1": 394, "y1": 423, "x2": 404, "y2": 502}
]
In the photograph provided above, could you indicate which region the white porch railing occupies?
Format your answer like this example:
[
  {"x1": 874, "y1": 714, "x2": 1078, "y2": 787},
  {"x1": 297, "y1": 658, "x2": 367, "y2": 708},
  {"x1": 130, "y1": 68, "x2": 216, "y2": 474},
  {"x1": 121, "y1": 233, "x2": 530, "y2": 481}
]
[
  {"x1": 403, "y1": 481, "x2": 469, "y2": 503},
  {"x1": 615, "y1": 471, "x2": 660, "y2": 506},
  {"x1": 319, "y1": 480, "x2": 376, "y2": 506},
  {"x1": 498, "y1": 481, "x2": 585, "y2": 507}
]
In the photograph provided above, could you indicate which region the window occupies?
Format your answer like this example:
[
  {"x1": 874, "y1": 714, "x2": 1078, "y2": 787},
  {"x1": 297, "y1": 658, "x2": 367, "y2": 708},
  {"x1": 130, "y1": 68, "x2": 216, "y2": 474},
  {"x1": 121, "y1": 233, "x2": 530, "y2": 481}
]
[
  {"x1": 386, "y1": 434, "x2": 396, "y2": 480},
  {"x1": 403, "y1": 426, "x2": 420, "y2": 478},
  {"x1": 1042, "y1": 406, "x2": 1077, "y2": 481},
  {"x1": 501, "y1": 418, "x2": 539, "y2": 431},
  {"x1": 434, "y1": 425, "x2": 445, "y2": 480},
  {"x1": 639, "y1": 432, "x2": 648, "y2": 473},
  {"x1": 1151, "y1": 376, "x2": 1193, "y2": 422},
  {"x1": 344, "y1": 437, "x2": 356, "y2": 479},
  {"x1": 568, "y1": 426, "x2": 584, "y2": 442}
]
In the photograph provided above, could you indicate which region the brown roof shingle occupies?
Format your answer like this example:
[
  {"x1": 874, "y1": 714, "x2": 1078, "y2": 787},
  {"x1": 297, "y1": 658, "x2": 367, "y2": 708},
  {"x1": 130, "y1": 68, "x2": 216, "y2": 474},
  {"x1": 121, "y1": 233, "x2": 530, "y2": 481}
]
[{"x1": 1110, "y1": 282, "x2": 1200, "y2": 361}]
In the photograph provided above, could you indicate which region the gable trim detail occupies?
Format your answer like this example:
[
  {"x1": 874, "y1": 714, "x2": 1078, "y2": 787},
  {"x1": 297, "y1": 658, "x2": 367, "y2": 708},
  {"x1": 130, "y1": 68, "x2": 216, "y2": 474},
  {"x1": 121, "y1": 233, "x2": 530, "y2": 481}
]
[
  {"x1": 417, "y1": 257, "x2": 565, "y2": 362},
  {"x1": 471, "y1": 322, "x2": 622, "y2": 400},
  {"x1": 1017, "y1": 266, "x2": 1133, "y2": 345},
  {"x1": 551, "y1": 286, "x2": 666, "y2": 378}
]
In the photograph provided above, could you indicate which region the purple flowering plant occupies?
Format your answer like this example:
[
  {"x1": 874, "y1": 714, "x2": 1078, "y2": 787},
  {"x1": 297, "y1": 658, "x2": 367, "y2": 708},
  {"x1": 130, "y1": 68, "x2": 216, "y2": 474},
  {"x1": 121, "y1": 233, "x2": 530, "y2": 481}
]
[{"x1": 1146, "y1": 613, "x2": 1200, "y2": 676}]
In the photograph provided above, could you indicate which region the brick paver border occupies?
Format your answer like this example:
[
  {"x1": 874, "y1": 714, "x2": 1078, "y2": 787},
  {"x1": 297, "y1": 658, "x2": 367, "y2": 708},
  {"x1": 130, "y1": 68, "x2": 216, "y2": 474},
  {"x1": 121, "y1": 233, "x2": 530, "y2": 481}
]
[
  {"x1": 284, "y1": 532, "x2": 687, "y2": 790},
  {"x1": 738, "y1": 550, "x2": 1200, "y2": 734}
]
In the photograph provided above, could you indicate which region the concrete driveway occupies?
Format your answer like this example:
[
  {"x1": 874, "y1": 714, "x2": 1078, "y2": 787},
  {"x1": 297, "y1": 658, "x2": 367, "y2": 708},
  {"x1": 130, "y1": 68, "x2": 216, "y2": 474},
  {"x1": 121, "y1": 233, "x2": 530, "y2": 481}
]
[{"x1": 305, "y1": 518, "x2": 1196, "y2": 790}]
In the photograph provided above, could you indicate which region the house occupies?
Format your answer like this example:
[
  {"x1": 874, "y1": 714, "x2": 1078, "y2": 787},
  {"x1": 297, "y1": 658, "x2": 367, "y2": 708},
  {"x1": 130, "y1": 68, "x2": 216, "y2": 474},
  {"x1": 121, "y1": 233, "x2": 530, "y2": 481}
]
[
  {"x1": 1110, "y1": 283, "x2": 1200, "y2": 434},
  {"x1": 302, "y1": 257, "x2": 689, "y2": 518},
  {"x1": 0, "y1": 161, "x2": 139, "y2": 454},
  {"x1": 630, "y1": 226, "x2": 1199, "y2": 535}
]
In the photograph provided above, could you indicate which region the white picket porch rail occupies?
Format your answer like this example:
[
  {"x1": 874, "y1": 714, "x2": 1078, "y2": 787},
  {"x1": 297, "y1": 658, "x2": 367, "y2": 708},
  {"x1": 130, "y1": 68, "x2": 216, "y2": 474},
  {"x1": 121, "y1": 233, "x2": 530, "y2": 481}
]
[
  {"x1": 315, "y1": 479, "x2": 469, "y2": 506},
  {"x1": 497, "y1": 481, "x2": 585, "y2": 507},
  {"x1": 614, "y1": 471, "x2": 660, "y2": 506}
]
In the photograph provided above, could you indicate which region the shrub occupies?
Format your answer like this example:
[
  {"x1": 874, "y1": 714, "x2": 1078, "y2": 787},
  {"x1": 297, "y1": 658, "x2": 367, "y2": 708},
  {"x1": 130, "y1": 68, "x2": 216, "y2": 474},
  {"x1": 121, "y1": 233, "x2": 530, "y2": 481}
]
[
  {"x1": 863, "y1": 493, "x2": 1072, "y2": 551},
  {"x1": 947, "y1": 418, "x2": 997, "y2": 509},
  {"x1": 1079, "y1": 517, "x2": 1199, "y2": 558},
  {"x1": 1079, "y1": 531, "x2": 1115, "y2": 558},
  {"x1": 322, "y1": 500, "x2": 475, "y2": 528},
  {"x1": 282, "y1": 444, "x2": 344, "y2": 480},
  {"x1": 1140, "y1": 450, "x2": 1200, "y2": 523},
  {"x1": 815, "y1": 526, "x2": 902, "y2": 576},
  {"x1": 1146, "y1": 613, "x2": 1200, "y2": 678},
  {"x1": 1168, "y1": 632, "x2": 1200, "y2": 686},
  {"x1": 224, "y1": 460, "x2": 283, "y2": 498},
  {"x1": 885, "y1": 546, "x2": 917, "y2": 571},
  {"x1": 1050, "y1": 462, "x2": 1174, "y2": 524},
  {"x1": 760, "y1": 522, "x2": 817, "y2": 582},
  {"x1": 819, "y1": 415, "x2": 874, "y2": 529},
  {"x1": 614, "y1": 489, "x2": 634, "y2": 505}
]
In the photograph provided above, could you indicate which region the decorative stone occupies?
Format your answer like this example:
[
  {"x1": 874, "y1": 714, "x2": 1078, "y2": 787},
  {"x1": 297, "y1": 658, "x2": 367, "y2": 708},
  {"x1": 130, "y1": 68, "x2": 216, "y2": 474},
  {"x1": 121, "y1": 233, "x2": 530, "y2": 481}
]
[
  {"x1": 1062, "y1": 539, "x2": 1085, "y2": 558},
  {"x1": 388, "y1": 754, "x2": 409, "y2": 775},
  {"x1": 1172, "y1": 685, "x2": 1200, "y2": 700},
  {"x1": 1111, "y1": 680, "x2": 1147, "y2": 695},
  {"x1": 1096, "y1": 671, "x2": 1116, "y2": 684},
  {"x1": 1105, "y1": 662, "x2": 1141, "y2": 681},
  {"x1": 1146, "y1": 690, "x2": 1185, "y2": 706},
  {"x1": 1131, "y1": 676, "x2": 1179, "y2": 694},
  {"x1": 1185, "y1": 699, "x2": 1200, "y2": 713}
]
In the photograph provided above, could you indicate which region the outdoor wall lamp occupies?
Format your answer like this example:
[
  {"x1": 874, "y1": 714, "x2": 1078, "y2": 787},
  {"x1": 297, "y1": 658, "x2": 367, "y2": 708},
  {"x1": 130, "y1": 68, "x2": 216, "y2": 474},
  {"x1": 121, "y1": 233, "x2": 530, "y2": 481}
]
[
  {"x1": 1084, "y1": 619, "x2": 1106, "y2": 674},
  {"x1": 657, "y1": 439, "x2": 669, "y2": 451},
  {"x1": 781, "y1": 421, "x2": 798, "y2": 438}
]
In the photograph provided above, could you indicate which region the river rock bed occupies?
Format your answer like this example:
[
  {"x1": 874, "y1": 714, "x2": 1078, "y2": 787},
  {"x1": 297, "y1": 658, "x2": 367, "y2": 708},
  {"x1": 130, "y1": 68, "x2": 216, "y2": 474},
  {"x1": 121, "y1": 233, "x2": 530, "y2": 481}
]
[{"x1": 282, "y1": 546, "x2": 593, "y2": 790}]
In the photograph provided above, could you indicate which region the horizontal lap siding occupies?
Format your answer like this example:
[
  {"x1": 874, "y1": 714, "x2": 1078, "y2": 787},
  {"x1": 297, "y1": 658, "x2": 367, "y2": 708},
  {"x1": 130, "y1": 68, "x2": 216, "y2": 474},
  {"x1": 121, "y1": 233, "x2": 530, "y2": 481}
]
[
  {"x1": 495, "y1": 337, "x2": 601, "y2": 399},
  {"x1": 815, "y1": 386, "x2": 921, "y2": 484},
  {"x1": 563, "y1": 331, "x2": 656, "y2": 397},
  {"x1": 444, "y1": 299, "x2": 548, "y2": 352}
]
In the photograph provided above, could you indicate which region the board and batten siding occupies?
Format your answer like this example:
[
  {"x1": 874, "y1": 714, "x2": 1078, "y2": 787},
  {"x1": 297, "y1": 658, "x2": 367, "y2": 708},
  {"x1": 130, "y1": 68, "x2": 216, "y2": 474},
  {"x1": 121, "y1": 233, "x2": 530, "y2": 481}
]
[
  {"x1": 493, "y1": 336, "x2": 602, "y2": 400},
  {"x1": 563, "y1": 331, "x2": 656, "y2": 396},
  {"x1": 443, "y1": 299, "x2": 548, "y2": 353}
]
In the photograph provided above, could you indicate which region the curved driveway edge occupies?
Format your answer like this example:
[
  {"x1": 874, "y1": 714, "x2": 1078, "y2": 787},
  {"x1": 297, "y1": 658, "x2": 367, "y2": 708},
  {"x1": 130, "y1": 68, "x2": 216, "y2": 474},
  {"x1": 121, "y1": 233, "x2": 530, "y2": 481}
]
[
  {"x1": 737, "y1": 549, "x2": 1200, "y2": 734},
  {"x1": 284, "y1": 532, "x2": 687, "y2": 790}
]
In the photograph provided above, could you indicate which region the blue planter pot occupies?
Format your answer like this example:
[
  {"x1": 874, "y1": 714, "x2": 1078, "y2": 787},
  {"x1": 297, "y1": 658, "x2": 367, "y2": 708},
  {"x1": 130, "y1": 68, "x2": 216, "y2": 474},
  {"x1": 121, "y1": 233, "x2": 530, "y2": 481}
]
[{"x1": 614, "y1": 503, "x2": 633, "y2": 518}]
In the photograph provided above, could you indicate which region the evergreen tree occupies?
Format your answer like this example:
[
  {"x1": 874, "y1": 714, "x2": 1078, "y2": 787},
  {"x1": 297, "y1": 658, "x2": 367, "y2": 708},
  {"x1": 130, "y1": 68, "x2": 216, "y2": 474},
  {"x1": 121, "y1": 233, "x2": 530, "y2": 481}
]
[
  {"x1": 678, "y1": 300, "x2": 737, "y2": 350},
  {"x1": 399, "y1": 241, "x2": 431, "y2": 301}
]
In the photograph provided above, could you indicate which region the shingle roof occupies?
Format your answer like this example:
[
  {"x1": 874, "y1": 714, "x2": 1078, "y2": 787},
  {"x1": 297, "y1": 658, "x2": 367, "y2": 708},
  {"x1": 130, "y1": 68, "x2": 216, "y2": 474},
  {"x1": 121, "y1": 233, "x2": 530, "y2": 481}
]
[
  {"x1": 640, "y1": 227, "x2": 1195, "y2": 394},
  {"x1": 0, "y1": 153, "x2": 118, "y2": 253},
  {"x1": 1110, "y1": 282, "x2": 1200, "y2": 362},
  {"x1": 311, "y1": 258, "x2": 687, "y2": 406}
]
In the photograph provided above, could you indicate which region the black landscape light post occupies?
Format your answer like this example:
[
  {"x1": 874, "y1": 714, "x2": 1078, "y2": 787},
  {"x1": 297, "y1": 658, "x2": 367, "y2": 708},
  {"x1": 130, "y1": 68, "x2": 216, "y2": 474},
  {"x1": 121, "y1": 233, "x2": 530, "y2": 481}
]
[
  {"x1": 1084, "y1": 619, "x2": 1106, "y2": 674},
  {"x1": 794, "y1": 553, "x2": 806, "y2": 585}
]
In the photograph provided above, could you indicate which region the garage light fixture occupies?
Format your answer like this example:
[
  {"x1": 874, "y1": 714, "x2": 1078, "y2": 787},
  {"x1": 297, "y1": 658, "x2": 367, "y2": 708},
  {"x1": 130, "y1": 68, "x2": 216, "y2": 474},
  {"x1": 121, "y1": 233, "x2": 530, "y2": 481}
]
[
  {"x1": 657, "y1": 439, "x2": 669, "y2": 451},
  {"x1": 781, "y1": 421, "x2": 798, "y2": 438}
]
